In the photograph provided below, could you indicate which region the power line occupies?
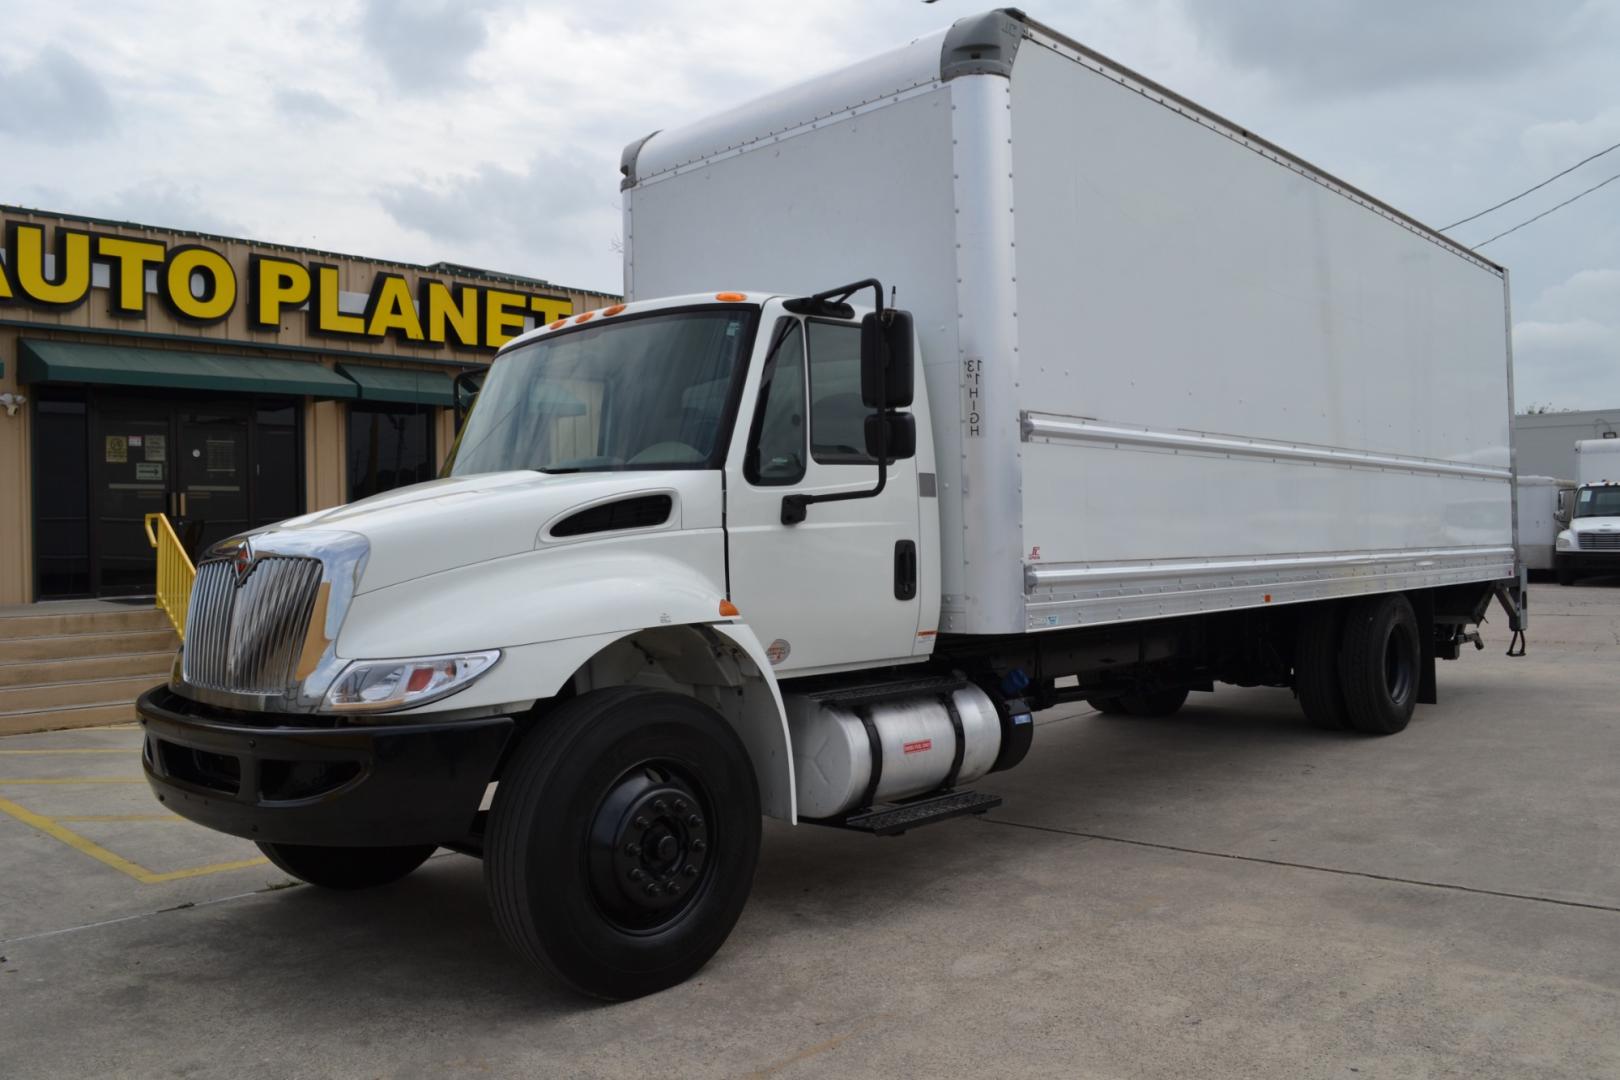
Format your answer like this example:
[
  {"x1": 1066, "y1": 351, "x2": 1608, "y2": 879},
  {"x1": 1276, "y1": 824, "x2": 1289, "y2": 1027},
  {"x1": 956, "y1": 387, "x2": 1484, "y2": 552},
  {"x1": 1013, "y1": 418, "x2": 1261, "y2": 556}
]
[
  {"x1": 1440, "y1": 137, "x2": 1620, "y2": 231},
  {"x1": 1472, "y1": 168, "x2": 1620, "y2": 247}
]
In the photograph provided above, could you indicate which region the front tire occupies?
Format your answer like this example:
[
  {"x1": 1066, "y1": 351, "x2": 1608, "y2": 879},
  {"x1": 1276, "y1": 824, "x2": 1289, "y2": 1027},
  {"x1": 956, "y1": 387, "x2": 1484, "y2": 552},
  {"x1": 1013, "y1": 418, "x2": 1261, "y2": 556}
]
[
  {"x1": 485, "y1": 687, "x2": 761, "y2": 1000},
  {"x1": 1338, "y1": 594, "x2": 1421, "y2": 735},
  {"x1": 1555, "y1": 559, "x2": 1577, "y2": 586},
  {"x1": 257, "y1": 842, "x2": 435, "y2": 890}
]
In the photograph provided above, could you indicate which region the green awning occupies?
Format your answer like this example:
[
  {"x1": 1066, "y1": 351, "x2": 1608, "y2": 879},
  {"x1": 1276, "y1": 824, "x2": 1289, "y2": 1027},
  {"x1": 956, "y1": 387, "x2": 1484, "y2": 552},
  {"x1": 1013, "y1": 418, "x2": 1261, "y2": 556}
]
[
  {"x1": 336, "y1": 363, "x2": 454, "y2": 407},
  {"x1": 20, "y1": 339, "x2": 358, "y2": 398}
]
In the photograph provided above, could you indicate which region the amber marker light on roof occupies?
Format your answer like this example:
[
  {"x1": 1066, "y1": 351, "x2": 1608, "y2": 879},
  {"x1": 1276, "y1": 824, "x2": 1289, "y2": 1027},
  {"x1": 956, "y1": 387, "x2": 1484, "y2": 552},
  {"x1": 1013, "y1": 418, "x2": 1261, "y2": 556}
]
[
  {"x1": 574, "y1": 311, "x2": 596, "y2": 324},
  {"x1": 601, "y1": 304, "x2": 626, "y2": 317},
  {"x1": 715, "y1": 292, "x2": 747, "y2": 302},
  {"x1": 548, "y1": 318, "x2": 568, "y2": 330}
]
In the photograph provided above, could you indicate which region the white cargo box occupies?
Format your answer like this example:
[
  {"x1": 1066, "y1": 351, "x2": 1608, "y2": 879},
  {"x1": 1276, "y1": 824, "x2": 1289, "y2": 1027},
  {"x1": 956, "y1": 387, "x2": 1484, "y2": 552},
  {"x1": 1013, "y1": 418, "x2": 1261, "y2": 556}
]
[
  {"x1": 1575, "y1": 438, "x2": 1620, "y2": 487},
  {"x1": 622, "y1": 9, "x2": 1517, "y2": 636}
]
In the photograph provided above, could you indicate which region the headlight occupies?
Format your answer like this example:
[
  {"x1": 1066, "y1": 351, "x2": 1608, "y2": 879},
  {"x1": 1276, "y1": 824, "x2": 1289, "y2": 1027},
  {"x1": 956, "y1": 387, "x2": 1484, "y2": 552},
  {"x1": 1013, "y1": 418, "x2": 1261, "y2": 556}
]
[
  {"x1": 1556, "y1": 533, "x2": 1574, "y2": 551},
  {"x1": 322, "y1": 651, "x2": 500, "y2": 713}
]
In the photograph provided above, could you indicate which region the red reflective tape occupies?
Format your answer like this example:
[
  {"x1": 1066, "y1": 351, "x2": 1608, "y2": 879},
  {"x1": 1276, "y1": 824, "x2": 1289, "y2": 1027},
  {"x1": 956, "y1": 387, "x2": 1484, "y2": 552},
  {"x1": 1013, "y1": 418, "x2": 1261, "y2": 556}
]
[{"x1": 903, "y1": 739, "x2": 933, "y2": 755}]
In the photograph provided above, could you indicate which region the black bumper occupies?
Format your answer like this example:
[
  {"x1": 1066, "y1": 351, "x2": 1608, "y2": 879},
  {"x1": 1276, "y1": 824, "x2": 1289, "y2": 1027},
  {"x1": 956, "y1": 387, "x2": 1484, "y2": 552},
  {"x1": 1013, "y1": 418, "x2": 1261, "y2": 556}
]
[
  {"x1": 137, "y1": 686, "x2": 514, "y2": 847},
  {"x1": 1556, "y1": 552, "x2": 1620, "y2": 574}
]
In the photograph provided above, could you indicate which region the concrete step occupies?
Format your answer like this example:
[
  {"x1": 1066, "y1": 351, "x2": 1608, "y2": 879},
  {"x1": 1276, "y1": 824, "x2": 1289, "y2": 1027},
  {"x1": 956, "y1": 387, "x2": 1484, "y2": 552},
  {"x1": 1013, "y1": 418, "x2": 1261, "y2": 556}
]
[
  {"x1": 0, "y1": 606, "x2": 173, "y2": 640},
  {"x1": 0, "y1": 701, "x2": 137, "y2": 737},
  {"x1": 0, "y1": 651, "x2": 174, "y2": 689},
  {"x1": 0, "y1": 628, "x2": 179, "y2": 663},
  {"x1": 0, "y1": 674, "x2": 167, "y2": 714}
]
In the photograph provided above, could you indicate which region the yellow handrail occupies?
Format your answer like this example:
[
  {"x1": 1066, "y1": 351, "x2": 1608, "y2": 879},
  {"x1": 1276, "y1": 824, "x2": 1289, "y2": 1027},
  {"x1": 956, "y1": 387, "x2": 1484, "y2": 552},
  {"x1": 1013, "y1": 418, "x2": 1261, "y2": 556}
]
[{"x1": 144, "y1": 513, "x2": 196, "y2": 641}]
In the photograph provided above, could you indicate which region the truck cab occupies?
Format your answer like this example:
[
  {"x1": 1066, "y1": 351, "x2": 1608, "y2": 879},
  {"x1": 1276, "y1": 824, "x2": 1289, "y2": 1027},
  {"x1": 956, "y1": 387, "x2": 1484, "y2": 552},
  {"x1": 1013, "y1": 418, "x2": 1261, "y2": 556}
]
[{"x1": 1555, "y1": 439, "x2": 1620, "y2": 584}]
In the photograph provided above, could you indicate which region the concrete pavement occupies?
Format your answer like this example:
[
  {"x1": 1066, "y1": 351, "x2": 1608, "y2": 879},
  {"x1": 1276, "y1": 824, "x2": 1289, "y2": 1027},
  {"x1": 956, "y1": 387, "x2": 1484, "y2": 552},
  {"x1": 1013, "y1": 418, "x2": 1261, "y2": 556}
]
[{"x1": 2, "y1": 583, "x2": 1616, "y2": 1078}]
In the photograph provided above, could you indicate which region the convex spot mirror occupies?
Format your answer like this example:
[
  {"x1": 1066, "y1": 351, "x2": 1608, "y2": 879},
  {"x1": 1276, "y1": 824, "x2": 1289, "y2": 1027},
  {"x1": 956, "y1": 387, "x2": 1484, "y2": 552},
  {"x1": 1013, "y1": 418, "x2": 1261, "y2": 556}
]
[
  {"x1": 864, "y1": 412, "x2": 916, "y2": 460},
  {"x1": 860, "y1": 309, "x2": 915, "y2": 409}
]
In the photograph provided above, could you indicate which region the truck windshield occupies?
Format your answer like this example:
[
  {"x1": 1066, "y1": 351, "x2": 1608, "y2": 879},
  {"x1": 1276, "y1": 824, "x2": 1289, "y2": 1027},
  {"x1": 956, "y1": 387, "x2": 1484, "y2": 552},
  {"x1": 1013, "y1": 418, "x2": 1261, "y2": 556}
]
[
  {"x1": 1575, "y1": 487, "x2": 1620, "y2": 517},
  {"x1": 446, "y1": 308, "x2": 756, "y2": 475}
]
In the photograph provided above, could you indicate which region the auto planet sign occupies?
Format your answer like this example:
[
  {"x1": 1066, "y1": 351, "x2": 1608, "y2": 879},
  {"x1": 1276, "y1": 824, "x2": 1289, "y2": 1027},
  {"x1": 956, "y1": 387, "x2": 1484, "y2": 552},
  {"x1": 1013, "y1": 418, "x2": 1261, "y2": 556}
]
[{"x1": 0, "y1": 220, "x2": 573, "y2": 350}]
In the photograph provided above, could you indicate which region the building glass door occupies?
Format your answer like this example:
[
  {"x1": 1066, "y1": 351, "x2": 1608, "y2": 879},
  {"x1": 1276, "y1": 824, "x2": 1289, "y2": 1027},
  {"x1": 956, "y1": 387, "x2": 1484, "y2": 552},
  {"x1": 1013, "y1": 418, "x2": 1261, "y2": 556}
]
[{"x1": 37, "y1": 390, "x2": 303, "y2": 599}]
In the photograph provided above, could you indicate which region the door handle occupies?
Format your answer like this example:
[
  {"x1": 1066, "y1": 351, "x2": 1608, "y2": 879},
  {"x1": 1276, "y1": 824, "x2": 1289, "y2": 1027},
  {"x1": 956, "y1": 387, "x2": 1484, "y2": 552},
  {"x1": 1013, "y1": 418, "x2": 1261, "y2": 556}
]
[
  {"x1": 179, "y1": 493, "x2": 188, "y2": 518},
  {"x1": 894, "y1": 540, "x2": 917, "y2": 601}
]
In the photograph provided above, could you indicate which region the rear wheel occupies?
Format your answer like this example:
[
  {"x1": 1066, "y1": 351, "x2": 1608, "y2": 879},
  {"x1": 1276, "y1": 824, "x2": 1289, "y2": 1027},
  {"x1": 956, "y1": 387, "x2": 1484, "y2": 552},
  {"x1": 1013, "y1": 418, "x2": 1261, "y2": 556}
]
[
  {"x1": 485, "y1": 687, "x2": 761, "y2": 1000},
  {"x1": 1085, "y1": 695, "x2": 1129, "y2": 715},
  {"x1": 1295, "y1": 603, "x2": 1348, "y2": 730},
  {"x1": 1555, "y1": 560, "x2": 1577, "y2": 586},
  {"x1": 257, "y1": 842, "x2": 435, "y2": 890},
  {"x1": 1338, "y1": 593, "x2": 1421, "y2": 735}
]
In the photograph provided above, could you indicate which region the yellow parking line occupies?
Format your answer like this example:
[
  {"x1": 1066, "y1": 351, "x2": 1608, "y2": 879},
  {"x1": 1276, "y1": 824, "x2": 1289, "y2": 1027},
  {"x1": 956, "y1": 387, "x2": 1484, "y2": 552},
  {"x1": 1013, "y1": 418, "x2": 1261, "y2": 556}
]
[
  {"x1": 0, "y1": 797, "x2": 268, "y2": 884},
  {"x1": 141, "y1": 858, "x2": 270, "y2": 883},
  {"x1": 0, "y1": 796, "x2": 161, "y2": 882},
  {"x1": 57, "y1": 814, "x2": 183, "y2": 823},
  {"x1": 0, "y1": 777, "x2": 145, "y2": 784}
]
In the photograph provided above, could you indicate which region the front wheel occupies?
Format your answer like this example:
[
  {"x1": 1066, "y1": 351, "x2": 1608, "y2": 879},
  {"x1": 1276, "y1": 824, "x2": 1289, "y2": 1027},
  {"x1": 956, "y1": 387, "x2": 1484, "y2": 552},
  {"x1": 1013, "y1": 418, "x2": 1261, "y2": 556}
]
[
  {"x1": 485, "y1": 687, "x2": 761, "y2": 1000},
  {"x1": 1555, "y1": 560, "x2": 1577, "y2": 586},
  {"x1": 257, "y1": 842, "x2": 436, "y2": 890}
]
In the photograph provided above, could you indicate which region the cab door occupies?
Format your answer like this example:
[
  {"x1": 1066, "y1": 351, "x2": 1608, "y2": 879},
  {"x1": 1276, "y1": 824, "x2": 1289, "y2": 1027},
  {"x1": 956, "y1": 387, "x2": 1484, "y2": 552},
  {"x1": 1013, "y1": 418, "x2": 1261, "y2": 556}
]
[{"x1": 724, "y1": 313, "x2": 923, "y2": 675}]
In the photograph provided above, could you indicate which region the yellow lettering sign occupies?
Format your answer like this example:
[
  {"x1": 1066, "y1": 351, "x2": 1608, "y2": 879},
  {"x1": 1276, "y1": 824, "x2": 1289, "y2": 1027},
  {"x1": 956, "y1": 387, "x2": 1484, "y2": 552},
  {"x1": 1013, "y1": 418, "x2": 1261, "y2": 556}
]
[
  {"x1": 312, "y1": 264, "x2": 368, "y2": 336},
  {"x1": 365, "y1": 273, "x2": 424, "y2": 341},
  {"x1": 249, "y1": 255, "x2": 311, "y2": 329},
  {"x1": 164, "y1": 246, "x2": 236, "y2": 324},
  {"x1": 484, "y1": 289, "x2": 529, "y2": 348},
  {"x1": 8, "y1": 223, "x2": 91, "y2": 308},
  {"x1": 95, "y1": 236, "x2": 166, "y2": 317},
  {"x1": 529, "y1": 295, "x2": 573, "y2": 325},
  {"x1": 423, "y1": 280, "x2": 479, "y2": 349}
]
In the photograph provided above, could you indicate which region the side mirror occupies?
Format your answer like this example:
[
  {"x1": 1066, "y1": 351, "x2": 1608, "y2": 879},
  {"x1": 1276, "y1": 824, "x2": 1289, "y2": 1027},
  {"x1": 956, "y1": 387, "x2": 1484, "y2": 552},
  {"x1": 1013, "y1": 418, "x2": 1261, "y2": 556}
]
[
  {"x1": 865, "y1": 412, "x2": 916, "y2": 460},
  {"x1": 1555, "y1": 489, "x2": 1573, "y2": 526},
  {"x1": 860, "y1": 310, "x2": 915, "y2": 409},
  {"x1": 453, "y1": 369, "x2": 484, "y2": 425}
]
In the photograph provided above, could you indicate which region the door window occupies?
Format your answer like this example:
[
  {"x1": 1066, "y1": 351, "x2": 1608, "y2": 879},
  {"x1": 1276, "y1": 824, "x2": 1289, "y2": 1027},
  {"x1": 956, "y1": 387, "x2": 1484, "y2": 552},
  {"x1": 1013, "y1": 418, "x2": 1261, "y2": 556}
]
[
  {"x1": 744, "y1": 319, "x2": 807, "y2": 485},
  {"x1": 348, "y1": 403, "x2": 436, "y2": 501},
  {"x1": 806, "y1": 321, "x2": 874, "y2": 465}
]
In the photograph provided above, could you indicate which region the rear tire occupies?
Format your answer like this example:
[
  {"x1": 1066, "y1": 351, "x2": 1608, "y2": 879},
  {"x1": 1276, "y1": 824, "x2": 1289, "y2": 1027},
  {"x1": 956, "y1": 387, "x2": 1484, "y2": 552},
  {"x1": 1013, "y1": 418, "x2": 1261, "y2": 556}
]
[
  {"x1": 1085, "y1": 696, "x2": 1129, "y2": 715},
  {"x1": 1338, "y1": 593, "x2": 1421, "y2": 735},
  {"x1": 485, "y1": 687, "x2": 761, "y2": 1000},
  {"x1": 1295, "y1": 603, "x2": 1349, "y2": 730},
  {"x1": 257, "y1": 842, "x2": 435, "y2": 890}
]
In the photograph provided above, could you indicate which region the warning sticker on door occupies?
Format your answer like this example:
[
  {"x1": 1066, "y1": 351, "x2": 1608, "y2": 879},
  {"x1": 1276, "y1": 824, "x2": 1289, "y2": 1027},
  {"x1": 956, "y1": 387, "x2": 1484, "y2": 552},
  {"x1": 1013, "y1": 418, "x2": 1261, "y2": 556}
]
[
  {"x1": 145, "y1": 435, "x2": 167, "y2": 462},
  {"x1": 903, "y1": 739, "x2": 933, "y2": 755},
  {"x1": 104, "y1": 436, "x2": 127, "y2": 463}
]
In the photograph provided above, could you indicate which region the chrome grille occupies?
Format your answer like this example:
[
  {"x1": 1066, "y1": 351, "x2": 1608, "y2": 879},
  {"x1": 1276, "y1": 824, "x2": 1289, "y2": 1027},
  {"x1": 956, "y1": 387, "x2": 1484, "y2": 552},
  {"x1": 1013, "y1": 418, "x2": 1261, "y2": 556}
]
[
  {"x1": 183, "y1": 556, "x2": 324, "y2": 694},
  {"x1": 1579, "y1": 532, "x2": 1620, "y2": 551}
]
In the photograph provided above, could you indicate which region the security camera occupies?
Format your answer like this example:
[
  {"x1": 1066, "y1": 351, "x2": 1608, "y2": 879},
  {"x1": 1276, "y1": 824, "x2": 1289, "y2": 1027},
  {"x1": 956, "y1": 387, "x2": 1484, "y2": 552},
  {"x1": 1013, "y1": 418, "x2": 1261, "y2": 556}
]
[{"x1": 0, "y1": 393, "x2": 26, "y2": 416}]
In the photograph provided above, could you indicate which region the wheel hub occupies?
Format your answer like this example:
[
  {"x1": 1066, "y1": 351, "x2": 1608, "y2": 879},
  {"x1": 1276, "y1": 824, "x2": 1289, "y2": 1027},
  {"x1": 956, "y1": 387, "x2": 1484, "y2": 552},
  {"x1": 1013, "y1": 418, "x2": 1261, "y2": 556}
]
[{"x1": 588, "y1": 765, "x2": 712, "y2": 929}]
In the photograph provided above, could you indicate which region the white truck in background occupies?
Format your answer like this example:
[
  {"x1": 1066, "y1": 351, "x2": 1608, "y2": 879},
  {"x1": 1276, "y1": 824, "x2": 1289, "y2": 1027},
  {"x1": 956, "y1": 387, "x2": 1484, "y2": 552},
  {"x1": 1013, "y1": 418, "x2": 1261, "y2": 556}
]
[
  {"x1": 1555, "y1": 438, "x2": 1620, "y2": 584},
  {"x1": 1519, "y1": 475, "x2": 1577, "y2": 574},
  {"x1": 138, "y1": 8, "x2": 1527, "y2": 1000}
]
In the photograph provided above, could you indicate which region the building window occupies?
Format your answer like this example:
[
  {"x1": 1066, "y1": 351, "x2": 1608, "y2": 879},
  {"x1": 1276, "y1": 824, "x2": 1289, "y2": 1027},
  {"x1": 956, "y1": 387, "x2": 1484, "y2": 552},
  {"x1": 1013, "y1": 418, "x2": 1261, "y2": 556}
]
[{"x1": 347, "y1": 403, "x2": 436, "y2": 502}]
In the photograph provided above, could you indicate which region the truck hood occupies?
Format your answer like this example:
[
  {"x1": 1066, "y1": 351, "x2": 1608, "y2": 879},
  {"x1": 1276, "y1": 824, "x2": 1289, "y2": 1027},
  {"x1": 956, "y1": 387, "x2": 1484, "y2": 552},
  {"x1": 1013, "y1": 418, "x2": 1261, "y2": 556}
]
[
  {"x1": 1572, "y1": 517, "x2": 1620, "y2": 537},
  {"x1": 255, "y1": 470, "x2": 722, "y2": 593}
]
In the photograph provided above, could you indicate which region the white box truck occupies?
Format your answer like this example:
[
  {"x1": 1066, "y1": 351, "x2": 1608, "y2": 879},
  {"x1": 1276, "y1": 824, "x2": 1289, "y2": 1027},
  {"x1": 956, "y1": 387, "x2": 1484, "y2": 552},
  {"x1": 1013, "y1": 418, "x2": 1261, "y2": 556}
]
[
  {"x1": 138, "y1": 9, "x2": 1527, "y2": 999},
  {"x1": 1555, "y1": 438, "x2": 1620, "y2": 583},
  {"x1": 1519, "y1": 475, "x2": 1578, "y2": 573}
]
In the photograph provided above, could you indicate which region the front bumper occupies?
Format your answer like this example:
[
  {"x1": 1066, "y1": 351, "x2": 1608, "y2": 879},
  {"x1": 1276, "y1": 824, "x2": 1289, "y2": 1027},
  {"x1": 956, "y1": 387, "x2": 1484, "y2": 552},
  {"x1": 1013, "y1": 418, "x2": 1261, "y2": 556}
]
[
  {"x1": 137, "y1": 686, "x2": 514, "y2": 847},
  {"x1": 1556, "y1": 551, "x2": 1620, "y2": 574}
]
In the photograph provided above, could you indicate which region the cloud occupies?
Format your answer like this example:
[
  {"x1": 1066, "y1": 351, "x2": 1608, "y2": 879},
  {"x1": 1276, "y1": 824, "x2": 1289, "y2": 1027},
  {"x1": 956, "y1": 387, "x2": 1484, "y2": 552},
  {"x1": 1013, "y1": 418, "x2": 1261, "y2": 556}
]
[
  {"x1": 358, "y1": 0, "x2": 495, "y2": 94},
  {"x1": 1513, "y1": 269, "x2": 1620, "y2": 409},
  {"x1": 0, "y1": 45, "x2": 114, "y2": 143},
  {"x1": 377, "y1": 149, "x2": 619, "y2": 280},
  {"x1": 88, "y1": 182, "x2": 248, "y2": 238},
  {"x1": 1178, "y1": 0, "x2": 1590, "y2": 97},
  {"x1": 272, "y1": 88, "x2": 352, "y2": 123}
]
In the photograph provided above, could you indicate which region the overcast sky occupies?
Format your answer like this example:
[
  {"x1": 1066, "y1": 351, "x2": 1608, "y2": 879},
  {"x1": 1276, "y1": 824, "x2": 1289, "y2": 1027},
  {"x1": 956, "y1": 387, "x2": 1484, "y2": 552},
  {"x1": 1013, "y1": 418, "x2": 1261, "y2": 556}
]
[{"x1": 1, "y1": 0, "x2": 1616, "y2": 410}]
